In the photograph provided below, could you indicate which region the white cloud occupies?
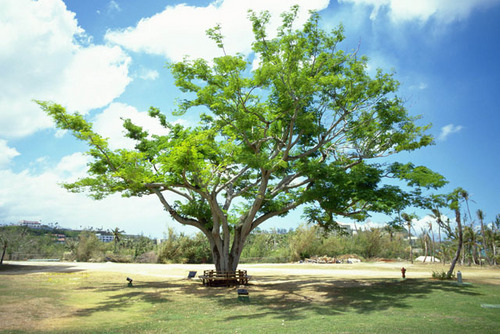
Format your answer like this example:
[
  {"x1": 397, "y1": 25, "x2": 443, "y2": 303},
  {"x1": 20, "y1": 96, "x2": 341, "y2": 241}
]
[
  {"x1": 0, "y1": 140, "x2": 20, "y2": 167},
  {"x1": 108, "y1": 0, "x2": 122, "y2": 13},
  {"x1": 408, "y1": 82, "x2": 428, "y2": 91},
  {"x1": 0, "y1": 0, "x2": 131, "y2": 139},
  {"x1": 56, "y1": 45, "x2": 131, "y2": 111},
  {"x1": 0, "y1": 130, "x2": 189, "y2": 237},
  {"x1": 54, "y1": 152, "x2": 89, "y2": 180},
  {"x1": 0, "y1": 148, "x2": 194, "y2": 236},
  {"x1": 55, "y1": 129, "x2": 68, "y2": 138},
  {"x1": 0, "y1": 102, "x2": 190, "y2": 234},
  {"x1": 93, "y1": 103, "x2": 170, "y2": 150},
  {"x1": 365, "y1": 51, "x2": 398, "y2": 74},
  {"x1": 412, "y1": 214, "x2": 454, "y2": 237},
  {"x1": 340, "y1": 0, "x2": 500, "y2": 24},
  {"x1": 137, "y1": 68, "x2": 160, "y2": 80},
  {"x1": 438, "y1": 124, "x2": 463, "y2": 141},
  {"x1": 358, "y1": 219, "x2": 386, "y2": 229},
  {"x1": 337, "y1": 214, "x2": 455, "y2": 237},
  {"x1": 105, "y1": 0, "x2": 330, "y2": 62},
  {"x1": 0, "y1": 165, "x2": 173, "y2": 236},
  {"x1": 412, "y1": 215, "x2": 436, "y2": 234},
  {"x1": 417, "y1": 82, "x2": 428, "y2": 90}
]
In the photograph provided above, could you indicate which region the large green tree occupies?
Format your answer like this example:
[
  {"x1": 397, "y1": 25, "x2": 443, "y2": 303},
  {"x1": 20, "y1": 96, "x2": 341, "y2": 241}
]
[{"x1": 38, "y1": 8, "x2": 444, "y2": 271}]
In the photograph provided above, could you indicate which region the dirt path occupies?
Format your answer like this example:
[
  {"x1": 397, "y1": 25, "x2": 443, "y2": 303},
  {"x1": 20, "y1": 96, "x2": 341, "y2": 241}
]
[
  {"x1": 2, "y1": 260, "x2": 409, "y2": 277},
  {"x1": 3, "y1": 260, "x2": 499, "y2": 284}
]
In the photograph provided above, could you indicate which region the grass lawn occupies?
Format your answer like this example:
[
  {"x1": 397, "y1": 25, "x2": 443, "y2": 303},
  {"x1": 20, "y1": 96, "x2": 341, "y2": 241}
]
[{"x1": 0, "y1": 262, "x2": 499, "y2": 333}]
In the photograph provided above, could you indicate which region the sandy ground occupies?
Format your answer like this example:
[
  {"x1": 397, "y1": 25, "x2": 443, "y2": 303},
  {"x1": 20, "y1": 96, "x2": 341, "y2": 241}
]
[
  {"x1": 3, "y1": 260, "x2": 499, "y2": 284},
  {"x1": 2, "y1": 260, "x2": 412, "y2": 277}
]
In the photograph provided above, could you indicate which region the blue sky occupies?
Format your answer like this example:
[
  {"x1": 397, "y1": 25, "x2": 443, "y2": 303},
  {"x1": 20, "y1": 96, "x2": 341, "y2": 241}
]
[{"x1": 1, "y1": 0, "x2": 499, "y2": 237}]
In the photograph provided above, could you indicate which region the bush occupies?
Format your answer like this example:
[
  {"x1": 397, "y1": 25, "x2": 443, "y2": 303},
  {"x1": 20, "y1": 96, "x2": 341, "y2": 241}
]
[
  {"x1": 76, "y1": 231, "x2": 104, "y2": 262},
  {"x1": 135, "y1": 251, "x2": 158, "y2": 263},
  {"x1": 432, "y1": 270, "x2": 455, "y2": 280},
  {"x1": 62, "y1": 251, "x2": 75, "y2": 261},
  {"x1": 288, "y1": 225, "x2": 323, "y2": 261},
  {"x1": 104, "y1": 253, "x2": 133, "y2": 263},
  {"x1": 240, "y1": 256, "x2": 290, "y2": 264},
  {"x1": 157, "y1": 229, "x2": 211, "y2": 264}
]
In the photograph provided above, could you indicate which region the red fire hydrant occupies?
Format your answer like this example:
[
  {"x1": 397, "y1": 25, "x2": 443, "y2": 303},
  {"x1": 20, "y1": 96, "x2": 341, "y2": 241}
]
[{"x1": 401, "y1": 267, "x2": 406, "y2": 279}]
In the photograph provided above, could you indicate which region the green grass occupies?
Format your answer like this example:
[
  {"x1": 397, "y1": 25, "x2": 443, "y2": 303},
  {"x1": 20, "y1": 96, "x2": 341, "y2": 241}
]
[{"x1": 1, "y1": 264, "x2": 499, "y2": 333}]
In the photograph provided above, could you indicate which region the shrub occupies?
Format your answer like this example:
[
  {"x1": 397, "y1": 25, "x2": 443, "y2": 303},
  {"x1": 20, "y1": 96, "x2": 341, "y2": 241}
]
[
  {"x1": 288, "y1": 225, "x2": 322, "y2": 261},
  {"x1": 432, "y1": 270, "x2": 455, "y2": 280},
  {"x1": 76, "y1": 231, "x2": 103, "y2": 262},
  {"x1": 135, "y1": 251, "x2": 158, "y2": 263},
  {"x1": 157, "y1": 229, "x2": 211, "y2": 264},
  {"x1": 104, "y1": 253, "x2": 133, "y2": 263}
]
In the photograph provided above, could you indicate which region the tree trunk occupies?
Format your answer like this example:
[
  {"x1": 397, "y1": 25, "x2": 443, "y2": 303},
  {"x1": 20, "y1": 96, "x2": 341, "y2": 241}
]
[
  {"x1": 211, "y1": 245, "x2": 243, "y2": 272},
  {"x1": 423, "y1": 234, "x2": 428, "y2": 263},
  {"x1": 151, "y1": 188, "x2": 248, "y2": 272},
  {"x1": 438, "y1": 225, "x2": 442, "y2": 262},
  {"x1": 408, "y1": 222, "x2": 413, "y2": 264},
  {"x1": 460, "y1": 244, "x2": 465, "y2": 265},
  {"x1": 493, "y1": 241, "x2": 497, "y2": 266},
  {"x1": 447, "y1": 209, "x2": 463, "y2": 278},
  {"x1": 210, "y1": 230, "x2": 246, "y2": 272},
  {"x1": 0, "y1": 241, "x2": 7, "y2": 265},
  {"x1": 472, "y1": 243, "x2": 477, "y2": 266},
  {"x1": 430, "y1": 225, "x2": 435, "y2": 262},
  {"x1": 493, "y1": 223, "x2": 497, "y2": 265},
  {"x1": 470, "y1": 223, "x2": 479, "y2": 265},
  {"x1": 479, "y1": 219, "x2": 491, "y2": 265}
]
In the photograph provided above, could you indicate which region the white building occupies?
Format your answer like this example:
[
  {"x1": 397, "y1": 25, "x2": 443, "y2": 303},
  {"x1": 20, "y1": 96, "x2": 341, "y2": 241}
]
[
  {"x1": 96, "y1": 233, "x2": 114, "y2": 243},
  {"x1": 19, "y1": 220, "x2": 42, "y2": 228},
  {"x1": 338, "y1": 222, "x2": 357, "y2": 235}
]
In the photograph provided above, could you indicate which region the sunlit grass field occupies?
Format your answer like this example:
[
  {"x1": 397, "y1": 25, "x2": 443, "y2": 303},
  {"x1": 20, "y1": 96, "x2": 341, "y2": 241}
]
[{"x1": 1, "y1": 262, "x2": 499, "y2": 333}]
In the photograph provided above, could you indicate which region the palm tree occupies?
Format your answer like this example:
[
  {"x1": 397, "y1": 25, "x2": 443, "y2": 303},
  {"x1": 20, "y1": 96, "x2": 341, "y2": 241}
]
[
  {"x1": 446, "y1": 189, "x2": 465, "y2": 278},
  {"x1": 383, "y1": 224, "x2": 402, "y2": 243},
  {"x1": 420, "y1": 228, "x2": 430, "y2": 262},
  {"x1": 64, "y1": 238, "x2": 79, "y2": 259},
  {"x1": 439, "y1": 241, "x2": 451, "y2": 265},
  {"x1": 447, "y1": 208, "x2": 463, "y2": 277},
  {"x1": 491, "y1": 214, "x2": 499, "y2": 265},
  {"x1": 457, "y1": 190, "x2": 480, "y2": 263},
  {"x1": 428, "y1": 221, "x2": 435, "y2": 262},
  {"x1": 477, "y1": 210, "x2": 490, "y2": 265},
  {"x1": 431, "y1": 208, "x2": 445, "y2": 263},
  {"x1": 463, "y1": 224, "x2": 479, "y2": 265},
  {"x1": 402, "y1": 213, "x2": 416, "y2": 264},
  {"x1": 460, "y1": 189, "x2": 474, "y2": 222},
  {"x1": 112, "y1": 227, "x2": 124, "y2": 253}
]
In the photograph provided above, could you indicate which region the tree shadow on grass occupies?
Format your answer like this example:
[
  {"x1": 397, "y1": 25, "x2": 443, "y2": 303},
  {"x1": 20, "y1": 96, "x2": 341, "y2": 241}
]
[
  {"x1": 0, "y1": 263, "x2": 83, "y2": 275},
  {"x1": 71, "y1": 280, "x2": 204, "y2": 317},
  {"x1": 222, "y1": 276, "x2": 482, "y2": 322},
  {"x1": 67, "y1": 275, "x2": 481, "y2": 321},
  {"x1": 73, "y1": 287, "x2": 168, "y2": 317},
  {"x1": 70, "y1": 277, "x2": 261, "y2": 318}
]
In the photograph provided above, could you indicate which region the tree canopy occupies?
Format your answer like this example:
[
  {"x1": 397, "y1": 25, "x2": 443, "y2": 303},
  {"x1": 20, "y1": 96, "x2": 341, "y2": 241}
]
[{"x1": 38, "y1": 7, "x2": 445, "y2": 271}]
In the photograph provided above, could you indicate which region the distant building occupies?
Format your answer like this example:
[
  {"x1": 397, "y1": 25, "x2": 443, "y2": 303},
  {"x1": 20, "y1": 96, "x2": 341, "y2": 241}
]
[
  {"x1": 96, "y1": 233, "x2": 114, "y2": 243},
  {"x1": 338, "y1": 222, "x2": 356, "y2": 235},
  {"x1": 19, "y1": 220, "x2": 42, "y2": 229},
  {"x1": 407, "y1": 236, "x2": 419, "y2": 246},
  {"x1": 51, "y1": 234, "x2": 66, "y2": 243}
]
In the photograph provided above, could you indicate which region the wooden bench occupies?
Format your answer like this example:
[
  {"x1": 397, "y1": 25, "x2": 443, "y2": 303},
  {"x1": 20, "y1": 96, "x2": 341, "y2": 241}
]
[{"x1": 199, "y1": 270, "x2": 249, "y2": 286}]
